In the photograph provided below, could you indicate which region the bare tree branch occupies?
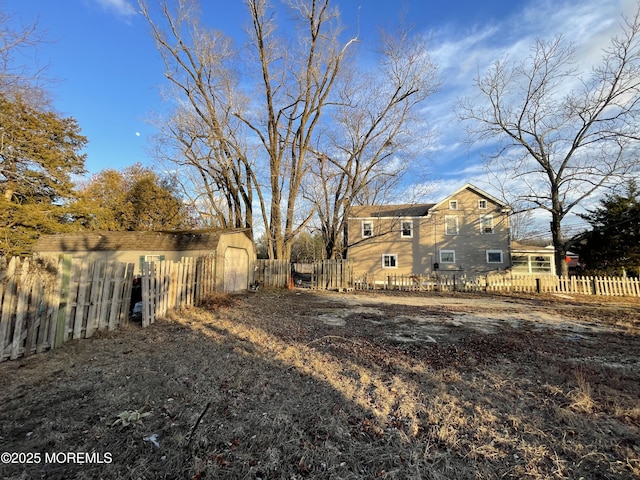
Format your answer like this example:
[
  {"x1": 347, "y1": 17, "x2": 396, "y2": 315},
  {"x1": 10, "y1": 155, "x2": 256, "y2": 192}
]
[{"x1": 458, "y1": 4, "x2": 640, "y2": 275}]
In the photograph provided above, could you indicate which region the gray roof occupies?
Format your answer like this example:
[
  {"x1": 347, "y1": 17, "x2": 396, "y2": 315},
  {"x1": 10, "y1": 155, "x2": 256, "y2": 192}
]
[
  {"x1": 32, "y1": 229, "x2": 249, "y2": 252},
  {"x1": 350, "y1": 204, "x2": 435, "y2": 218}
]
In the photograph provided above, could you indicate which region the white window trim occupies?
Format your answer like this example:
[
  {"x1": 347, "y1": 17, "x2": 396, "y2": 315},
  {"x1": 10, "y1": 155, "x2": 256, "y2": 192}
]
[
  {"x1": 382, "y1": 253, "x2": 398, "y2": 269},
  {"x1": 486, "y1": 250, "x2": 503, "y2": 263},
  {"x1": 480, "y1": 214, "x2": 494, "y2": 234},
  {"x1": 449, "y1": 200, "x2": 458, "y2": 210},
  {"x1": 478, "y1": 199, "x2": 487, "y2": 209},
  {"x1": 444, "y1": 215, "x2": 459, "y2": 235},
  {"x1": 362, "y1": 220, "x2": 373, "y2": 238},
  {"x1": 400, "y1": 219, "x2": 413, "y2": 238},
  {"x1": 439, "y1": 250, "x2": 456, "y2": 264}
]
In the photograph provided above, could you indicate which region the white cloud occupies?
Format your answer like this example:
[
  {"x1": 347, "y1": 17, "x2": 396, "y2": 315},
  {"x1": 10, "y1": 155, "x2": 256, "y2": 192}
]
[
  {"x1": 94, "y1": 0, "x2": 137, "y2": 18},
  {"x1": 422, "y1": 0, "x2": 635, "y2": 185}
]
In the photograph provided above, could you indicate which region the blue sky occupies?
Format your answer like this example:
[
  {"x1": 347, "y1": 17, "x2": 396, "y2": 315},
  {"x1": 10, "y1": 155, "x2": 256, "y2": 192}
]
[{"x1": 4, "y1": 0, "x2": 636, "y2": 219}]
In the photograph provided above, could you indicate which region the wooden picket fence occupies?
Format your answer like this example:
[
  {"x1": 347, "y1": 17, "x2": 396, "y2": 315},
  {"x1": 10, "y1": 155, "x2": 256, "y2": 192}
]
[
  {"x1": 253, "y1": 258, "x2": 640, "y2": 296},
  {"x1": 0, "y1": 254, "x2": 218, "y2": 362},
  {"x1": 351, "y1": 271, "x2": 640, "y2": 297},
  {"x1": 254, "y1": 259, "x2": 354, "y2": 290},
  {"x1": 485, "y1": 273, "x2": 640, "y2": 296},
  {"x1": 353, "y1": 273, "x2": 471, "y2": 292},
  {"x1": 0, "y1": 256, "x2": 134, "y2": 362},
  {"x1": 138, "y1": 255, "x2": 216, "y2": 326},
  {"x1": 311, "y1": 259, "x2": 353, "y2": 290},
  {"x1": 255, "y1": 259, "x2": 291, "y2": 288}
]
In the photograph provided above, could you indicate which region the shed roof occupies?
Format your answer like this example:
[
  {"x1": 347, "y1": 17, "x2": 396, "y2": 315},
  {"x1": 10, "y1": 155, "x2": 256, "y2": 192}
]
[
  {"x1": 32, "y1": 229, "x2": 251, "y2": 253},
  {"x1": 511, "y1": 241, "x2": 551, "y2": 253},
  {"x1": 350, "y1": 204, "x2": 435, "y2": 218}
]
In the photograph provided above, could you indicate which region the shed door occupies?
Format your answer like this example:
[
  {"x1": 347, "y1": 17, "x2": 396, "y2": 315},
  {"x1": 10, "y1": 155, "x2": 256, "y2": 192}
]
[{"x1": 223, "y1": 247, "x2": 249, "y2": 292}]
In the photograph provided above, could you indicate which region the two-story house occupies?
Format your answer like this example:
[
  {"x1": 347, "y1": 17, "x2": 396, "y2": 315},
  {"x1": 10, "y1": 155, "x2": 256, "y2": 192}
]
[{"x1": 346, "y1": 184, "x2": 511, "y2": 277}]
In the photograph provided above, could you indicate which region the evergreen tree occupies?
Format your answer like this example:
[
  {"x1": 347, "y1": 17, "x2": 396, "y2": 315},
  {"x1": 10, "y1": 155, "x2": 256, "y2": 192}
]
[
  {"x1": 577, "y1": 181, "x2": 640, "y2": 276},
  {"x1": 77, "y1": 164, "x2": 190, "y2": 231},
  {"x1": 0, "y1": 93, "x2": 87, "y2": 256}
]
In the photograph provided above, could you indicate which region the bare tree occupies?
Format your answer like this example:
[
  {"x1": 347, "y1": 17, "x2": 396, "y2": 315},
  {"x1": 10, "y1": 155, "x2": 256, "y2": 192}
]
[
  {"x1": 458, "y1": 6, "x2": 640, "y2": 275},
  {"x1": 0, "y1": 9, "x2": 51, "y2": 104},
  {"x1": 239, "y1": 0, "x2": 358, "y2": 259},
  {"x1": 141, "y1": 1, "x2": 256, "y2": 233},
  {"x1": 142, "y1": 0, "x2": 358, "y2": 259},
  {"x1": 303, "y1": 28, "x2": 439, "y2": 259}
]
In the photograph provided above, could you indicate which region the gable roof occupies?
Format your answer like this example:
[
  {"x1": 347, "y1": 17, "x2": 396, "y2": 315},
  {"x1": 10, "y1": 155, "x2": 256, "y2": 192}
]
[
  {"x1": 350, "y1": 204, "x2": 435, "y2": 218},
  {"x1": 433, "y1": 183, "x2": 510, "y2": 210},
  {"x1": 32, "y1": 229, "x2": 250, "y2": 253},
  {"x1": 348, "y1": 184, "x2": 509, "y2": 219}
]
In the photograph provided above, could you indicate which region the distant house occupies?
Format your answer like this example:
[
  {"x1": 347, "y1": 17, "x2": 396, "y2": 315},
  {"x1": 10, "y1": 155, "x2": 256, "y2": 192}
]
[
  {"x1": 32, "y1": 229, "x2": 256, "y2": 292},
  {"x1": 347, "y1": 184, "x2": 511, "y2": 277}
]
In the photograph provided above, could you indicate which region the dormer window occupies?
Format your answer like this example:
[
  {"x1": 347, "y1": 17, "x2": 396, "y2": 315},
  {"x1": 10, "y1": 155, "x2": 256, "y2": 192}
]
[{"x1": 449, "y1": 200, "x2": 458, "y2": 210}]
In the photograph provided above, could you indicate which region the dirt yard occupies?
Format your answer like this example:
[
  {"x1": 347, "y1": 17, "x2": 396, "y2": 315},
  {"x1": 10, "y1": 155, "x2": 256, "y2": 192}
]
[{"x1": 1, "y1": 289, "x2": 639, "y2": 479}]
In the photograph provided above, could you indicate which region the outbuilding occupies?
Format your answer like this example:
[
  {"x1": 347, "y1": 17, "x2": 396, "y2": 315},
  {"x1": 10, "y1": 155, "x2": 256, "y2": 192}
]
[{"x1": 32, "y1": 229, "x2": 256, "y2": 292}]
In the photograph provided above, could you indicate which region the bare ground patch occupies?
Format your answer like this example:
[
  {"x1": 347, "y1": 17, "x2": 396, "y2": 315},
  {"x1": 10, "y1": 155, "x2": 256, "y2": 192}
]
[{"x1": 0, "y1": 289, "x2": 639, "y2": 479}]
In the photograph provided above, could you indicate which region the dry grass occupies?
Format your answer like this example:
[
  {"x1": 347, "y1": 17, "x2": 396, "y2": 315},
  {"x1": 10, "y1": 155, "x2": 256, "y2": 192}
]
[
  {"x1": 0, "y1": 289, "x2": 639, "y2": 479},
  {"x1": 568, "y1": 369, "x2": 596, "y2": 414}
]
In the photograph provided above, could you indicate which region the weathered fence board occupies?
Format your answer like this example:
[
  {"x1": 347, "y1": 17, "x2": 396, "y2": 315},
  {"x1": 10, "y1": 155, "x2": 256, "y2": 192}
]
[
  {"x1": 255, "y1": 259, "x2": 291, "y2": 288},
  {"x1": 0, "y1": 254, "x2": 216, "y2": 363},
  {"x1": 73, "y1": 261, "x2": 91, "y2": 340},
  {"x1": 0, "y1": 264, "x2": 18, "y2": 361},
  {"x1": 195, "y1": 255, "x2": 215, "y2": 303},
  {"x1": 138, "y1": 256, "x2": 214, "y2": 325},
  {"x1": 312, "y1": 260, "x2": 353, "y2": 290},
  {"x1": 0, "y1": 257, "x2": 133, "y2": 362},
  {"x1": 11, "y1": 274, "x2": 32, "y2": 360},
  {"x1": 85, "y1": 262, "x2": 102, "y2": 338}
]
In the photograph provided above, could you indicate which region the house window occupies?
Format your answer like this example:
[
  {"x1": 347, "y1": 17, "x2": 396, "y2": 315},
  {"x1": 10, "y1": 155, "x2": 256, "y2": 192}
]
[
  {"x1": 449, "y1": 200, "x2": 458, "y2": 210},
  {"x1": 401, "y1": 220, "x2": 413, "y2": 238},
  {"x1": 439, "y1": 250, "x2": 455, "y2": 263},
  {"x1": 139, "y1": 254, "x2": 165, "y2": 273},
  {"x1": 486, "y1": 250, "x2": 503, "y2": 263},
  {"x1": 362, "y1": 221, "x2": 373, "y2": 238},
  {"x1": 512, "y1": 254, "x2": 553, "y2": 274},
  {"x1": 445, "y1": 215, "x2": 459, "y2": 235},
  {"x1": 479, "y1": 214, "x2": 494, "y2": 234},
  {"x1": 478, "y1": 199, "x2": 487, "y2": 209},
  {"x1": 382, "y1": 254, "x2": 398, "y2": 268}
]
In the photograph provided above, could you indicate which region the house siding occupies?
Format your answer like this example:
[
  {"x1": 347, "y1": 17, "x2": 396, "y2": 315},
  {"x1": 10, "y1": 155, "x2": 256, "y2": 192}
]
[{"x1": 347, "y1": 185, "x2": 511, "y2": 277}]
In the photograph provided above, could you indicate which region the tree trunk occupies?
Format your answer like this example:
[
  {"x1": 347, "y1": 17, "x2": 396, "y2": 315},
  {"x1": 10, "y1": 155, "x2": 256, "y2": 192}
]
[
  {"x1": 550, "y1": 212, "x2": 568, "y2": 276},
  {"x1": 323, "y1": 229, "x2": 336, "y2": 260}
]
